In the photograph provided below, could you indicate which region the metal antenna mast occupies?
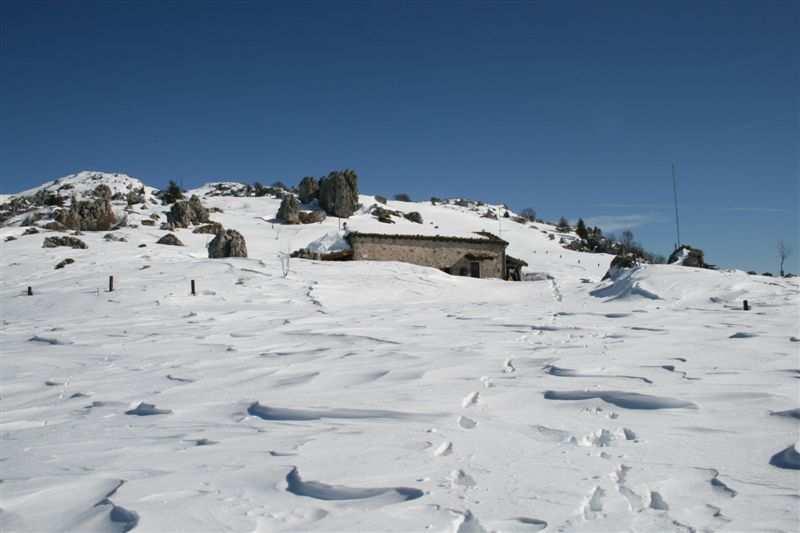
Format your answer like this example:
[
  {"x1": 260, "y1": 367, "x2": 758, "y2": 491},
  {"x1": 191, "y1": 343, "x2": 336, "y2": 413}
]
[{"x1": 672, "y1": 163, "x2": 681, "y2": 249}]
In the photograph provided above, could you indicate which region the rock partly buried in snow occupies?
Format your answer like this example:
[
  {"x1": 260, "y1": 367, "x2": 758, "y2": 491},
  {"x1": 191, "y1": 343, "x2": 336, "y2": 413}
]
[
  {"x1": 318, "y1": 169, "x2": 358, "y2": 218},
  {"x1": 125, "y1": 402, "x2": 172, "y2": 416},
  {"x1": 192, "y1": 222, "x2": 223, "y2": 234},
  {"x1": 769, "y1": 442, "x2": 800, "y2": 470},
  {"x1": 22, "y1": 227, "x2": 40, "y2": 236},
  {"x1": 297, "y1": 176, "x2": 319, "y2": 204},
  {"x1": 42, "y1": 236, "x2": 87, "y2": 249},
  {"x1": 156, "y1": 233, "x2": 184, "y2": 246},
  {"x1": 298, "y1": 210, "x2": 326, "y2": 224},
  {"x1": 669, "y1": 244, "x2": 709, "y2": 268},
  {"x1": 602, "y1": 255, "x2": 638, "y2": 281},
  {"x1": 54, "y1": 258, "x2": 75, "y2": 269},
  {"x1": 276, "y1": 195, "x2": 301, "y2": 224},
  {"x1": 404, "y1": 211, "x2": 423, "y2": 224},
  {"x1": 167, "y1": 195, "x2": 209, "y2": 228},
  {"x1": 103, "y1": 233, "x2": 126, "y2": 242},
  {"x1": 208, "y1": 229, "x2": 247, "y2": 258}
]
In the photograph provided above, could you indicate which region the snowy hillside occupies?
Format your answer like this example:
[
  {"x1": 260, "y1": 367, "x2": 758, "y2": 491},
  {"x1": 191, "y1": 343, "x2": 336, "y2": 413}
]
[{"x1": 1, "y1": 172, "x2": 798, "y2": 532}]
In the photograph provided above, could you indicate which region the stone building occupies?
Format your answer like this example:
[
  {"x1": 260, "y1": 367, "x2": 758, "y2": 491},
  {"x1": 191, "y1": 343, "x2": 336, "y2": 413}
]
[{"x1": 347, "y1": 231, "x2": 526, "y2": 280}]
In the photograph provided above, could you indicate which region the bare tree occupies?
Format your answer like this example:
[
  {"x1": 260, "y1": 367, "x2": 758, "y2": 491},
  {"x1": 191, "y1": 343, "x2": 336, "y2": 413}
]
[{"x1": 778, "y1": 240, "x2": 792, "y2": 277}]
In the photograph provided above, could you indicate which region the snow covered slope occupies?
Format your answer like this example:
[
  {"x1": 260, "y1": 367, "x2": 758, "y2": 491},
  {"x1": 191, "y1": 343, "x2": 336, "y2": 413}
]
[
  {"x1": 1, "y1": 173, "x2": 798, "y2": 532},
  {"x1": 14, "y1": 170, "x2": 159, "y2": 202}
]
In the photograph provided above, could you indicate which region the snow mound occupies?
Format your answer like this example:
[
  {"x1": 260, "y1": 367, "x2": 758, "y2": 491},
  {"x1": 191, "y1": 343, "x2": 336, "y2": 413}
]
[
  {"x1": 590, "y1": 267, "x2": 661, "y2": 301},
  {"x1": 305, "y1": 231, "x2": 351, "y2": 254}
]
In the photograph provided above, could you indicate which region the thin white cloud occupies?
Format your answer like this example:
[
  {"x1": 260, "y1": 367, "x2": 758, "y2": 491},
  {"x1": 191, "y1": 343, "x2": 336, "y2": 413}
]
[
  {"x1": 720, "y1": 207, "x2": 789, "y2": 214},
  {"x1": 584, "y1": 214, "x2": 656, "y2": 233}
]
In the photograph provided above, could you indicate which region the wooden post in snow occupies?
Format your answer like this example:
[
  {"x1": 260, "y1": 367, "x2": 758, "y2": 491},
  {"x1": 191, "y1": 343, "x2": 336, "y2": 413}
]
[
  {"x1": 191, "y1": 280, "x2": 196, "y2": 296},
  {"x1": 743, "y1": 300, "x2": 750, "y2": 311},
  {"x1": 109, "y1": 276, "x2": 114, "y2": 292},
  {"x1": 27, "y1": 286, "x2": 33, "y2": 296}
]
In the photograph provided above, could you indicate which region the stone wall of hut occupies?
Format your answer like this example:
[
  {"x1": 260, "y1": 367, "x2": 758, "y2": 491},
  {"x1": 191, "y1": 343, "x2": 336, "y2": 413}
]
[{"x1": 349, "y1": 234, "x2": 506, "y2": 279}]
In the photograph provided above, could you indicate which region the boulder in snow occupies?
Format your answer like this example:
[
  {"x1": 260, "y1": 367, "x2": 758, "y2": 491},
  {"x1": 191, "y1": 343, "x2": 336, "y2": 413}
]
[
  {"x1": 668, "y1": 245, "x2": 708, "y2": 268},
  {"x1": 156, "y1": 233, "x2": 184, "y2": 246},
  {"x1": 42, "y1": 236, "x2": 87, "y2": 249},
  {"x1": 276, "y1": 195, "x2": 301, "y2": 224},
  {"x1": 167, "y1": 195, "x2": 209, "y2": 228},
  {"x1": 208, "y1": 229, "x2": 247, "y2": 258}
]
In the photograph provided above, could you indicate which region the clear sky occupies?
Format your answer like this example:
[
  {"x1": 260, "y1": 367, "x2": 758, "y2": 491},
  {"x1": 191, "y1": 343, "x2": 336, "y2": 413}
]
[{"x1": 1, "y1": 1, "x2": 797, "y2": 273}]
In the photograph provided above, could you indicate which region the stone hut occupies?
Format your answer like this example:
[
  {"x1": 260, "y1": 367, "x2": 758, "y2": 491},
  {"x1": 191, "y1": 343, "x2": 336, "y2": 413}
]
[{"x1": 347, "y1": 231, "x2": 522, "y2": 279}]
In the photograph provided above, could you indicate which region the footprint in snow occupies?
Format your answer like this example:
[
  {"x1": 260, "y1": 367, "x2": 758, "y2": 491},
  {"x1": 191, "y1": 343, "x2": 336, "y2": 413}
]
[
  {"x1": 434, "y1": 441, "x2": 453, "y2": 456},
  {"x1": 458, "y1": 416, "x2": 477, "y2": 429},
  {"x1": 462, "y1": 392, "x2": 479, "y2": 408}
]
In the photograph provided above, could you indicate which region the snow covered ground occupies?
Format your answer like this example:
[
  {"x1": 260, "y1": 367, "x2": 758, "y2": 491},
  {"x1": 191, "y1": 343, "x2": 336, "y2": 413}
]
[{"x1": 1, "y1": 173, "x2": 798, "y2": 532}]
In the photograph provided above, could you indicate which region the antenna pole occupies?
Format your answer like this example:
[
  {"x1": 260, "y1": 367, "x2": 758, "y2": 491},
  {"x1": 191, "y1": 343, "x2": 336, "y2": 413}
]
[{"x1": 672, "y1": 163, "x2": 681, "y2": 249}]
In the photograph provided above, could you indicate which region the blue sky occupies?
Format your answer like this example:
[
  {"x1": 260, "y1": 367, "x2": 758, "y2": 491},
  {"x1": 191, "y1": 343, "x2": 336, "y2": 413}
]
[{"x1": 1, "y1": 1, "x2": 797, "y2": 273}]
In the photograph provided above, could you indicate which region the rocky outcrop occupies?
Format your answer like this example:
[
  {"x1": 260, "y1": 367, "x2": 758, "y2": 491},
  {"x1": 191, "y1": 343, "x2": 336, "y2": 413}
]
[
  {"x1": 156, "y1": 233, "x2": 184, "y2": 246},
  {"x1": 318, "y1": 170, "x2": 358, "y2": 218},
  {"x1": 404, "y1": 211, "x2": 423, "y2": 224},
  {"x1": 208, "y1": 229, "x2": 247, "y2": 258},
  {"x1": 167, "y1": 195, "x2": 209, "y2": 228},
  {"x1": 42, "y1": 236, "x2": 88, "y2": 249},
  {"x1": 22, "y1": 227, "x2": 40, "y2": 236},
  {"x1": 298, "y1": 210, "x2": 326, "y2": 224},
  {"x1": 193, "y1": 222, "x2": 223, "y2": 234},
  {"x1": 276, "y1": 195, "x2": 301, "y2": 224},
  {"x1": 297, "y1": 177, "x2": 319, "y2": 204},
  {"x1": 55, "y1": 195, "x2": 117, "y2": 231}
]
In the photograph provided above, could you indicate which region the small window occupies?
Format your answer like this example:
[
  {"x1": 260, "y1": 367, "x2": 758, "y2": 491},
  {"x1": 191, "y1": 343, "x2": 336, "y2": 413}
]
[{"x1": 470, "y1": 261, "x2": 480, "y2": 278}]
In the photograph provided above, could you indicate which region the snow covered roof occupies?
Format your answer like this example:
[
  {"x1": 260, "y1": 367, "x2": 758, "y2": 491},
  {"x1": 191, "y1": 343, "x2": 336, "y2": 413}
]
[{"x1": 348, "y1": 230, "x2": 508, "y2": 246}]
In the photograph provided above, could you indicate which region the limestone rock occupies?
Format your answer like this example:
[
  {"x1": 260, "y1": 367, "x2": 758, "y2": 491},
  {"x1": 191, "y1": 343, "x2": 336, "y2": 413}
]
[
  {"x1": 167, "y1": 195, "x2": 209, "y2": 228},
  {"x1": 42, "y1": 236, "x2": 87, "y2": 249},
  {"x1": 276, "y1": 195, "x2": 301, "y2": 224},
  {"x1": 668, "y1": 245, "x2": 707, "y2": 268},
  {"x1": 297, "y1": 177, "x2": 319, "y2": 204},
  {"x1": 208, "y1": 229, "x2": 248, "y2": 258},
  {"x1": 55, "y1": 195, "x2": 117, "y2": 231},
  {"x1": 318, "y1": 170, "x2": 358, "y2": 218},
  {"x1": 156, "y1": 233, "x2": 184, "y2": 246}
]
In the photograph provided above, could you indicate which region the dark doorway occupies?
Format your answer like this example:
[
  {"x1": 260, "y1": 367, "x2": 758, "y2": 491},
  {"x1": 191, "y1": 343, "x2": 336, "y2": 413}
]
[{"x1": 470, "y1": 261, "x2": 480, "y2": 278}]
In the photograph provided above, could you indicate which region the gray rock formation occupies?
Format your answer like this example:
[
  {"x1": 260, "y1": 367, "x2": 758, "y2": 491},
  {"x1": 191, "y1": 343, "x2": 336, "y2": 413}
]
[
  {"x1": 156, "y1": 233, "x2": 184, "y2": 246},
  {"x1": 276, "y1": 195, "x2": 301, "y2": 224},
  {"x1": 22, "y1": 227, "x2": 39, "y2": 236},
  {"x1": 55, "y1": 195, "x2": 117, "y2": 231},
  {"x1": 404, "y1": 211, "x2": 423, "y2": 224},
  {"x1": 668, "y1": 245, "x2": 708, "y2": 268},
  {"x1": 42, "y1": 236, "x2": 88, "y2": 249},
  {"x1": 297, "y1": 177, "x2": 319, "y2": 204},
  {"x1": 208, "y1": 229, "x2": 248, "y2": 258},
  {"x1": 167, "y1": 195, "x2": 209, "y2": 228},
  {"x1": 318, "y1": 170, "x2": 358, "y2": 218}
]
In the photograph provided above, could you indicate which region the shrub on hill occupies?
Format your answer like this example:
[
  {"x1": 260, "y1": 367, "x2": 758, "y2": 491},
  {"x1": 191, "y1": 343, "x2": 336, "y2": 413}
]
[{"x1": 394, "y1": 193, "x2": 411, "y2": 202}]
